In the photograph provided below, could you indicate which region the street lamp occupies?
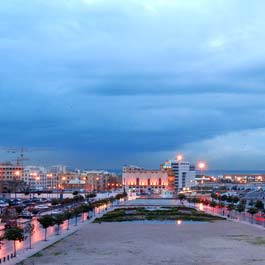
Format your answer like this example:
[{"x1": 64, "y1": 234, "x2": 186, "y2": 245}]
[
  {"x1": 96, "y1": 177, "x2": 99, "y2": 192},
  {"x1": 198, "y1": 162, "x2": 206, "y2": 195},
  {"x1": 35, "y1": 175, "x2": 40, "y2": 194},
  {"x1": 14, "y1": 170, "x2": 20, "y2": 199},
  {"x1": 176, "y1": 154, "x2": 183, "y2": 161},
  {"x1": 29, "y1": 172, "x2": 37, "y2": 199}
]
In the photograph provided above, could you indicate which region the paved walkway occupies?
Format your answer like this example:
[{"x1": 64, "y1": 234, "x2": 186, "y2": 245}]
[{"x1": 3, "y1": 206, "x2": 116, "y2": 265}]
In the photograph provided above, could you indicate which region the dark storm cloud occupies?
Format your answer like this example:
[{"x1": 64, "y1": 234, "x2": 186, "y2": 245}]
[{"x1": 1, "y1": 0, "x2": 265, "y2": 168}]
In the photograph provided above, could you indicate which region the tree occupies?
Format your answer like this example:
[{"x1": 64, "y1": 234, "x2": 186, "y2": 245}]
[
  {"x1": 248, "y1": 207, "x2": 258, "y2": 224},
  {"x1": 227, "y1": 196, "x2": 233, "y2": 203},
  {"x1": 192, "y1": 197, "x2": 199, "y2": 206},
  {"x1": 53, "y1": 214, "x2": 65, "y2": 235},
  {"x1": 249, "y1": 199, "x2": 254, "y2": 206},
  {"x1": 220, "y1": 195, "x2": 228, "y2": 201},
  {"x1": 38, "y1": 215, "x2": 54, "y2": 241},
  {"x1": 64, "y1": 211, "x2": 73, "y2": 230},
  {"x1": 227, "y1": 203, "x2": 235, "y2": 212},
  {"x1": 218, "y1": 202, "x2": 225, "y2": 208},
  {"x1": 4, "y1": 227, "x2": 24, "y2": 257},
  {"x1": 178, "y1": 193, "x2": 186, "y2": 201},
  {"x1": 86, "y1": 193, "x2": 96, "y2": 199},
  {"x1": 72, "y1": 207, "x2": 82, "y2": 226},
  {"x1": 211, "y1": 193, "x2": 218, "y2": 200},
  {"x1": 210, "y1": 201, "x2": 217, "y2": 208},
  {"x1": 232, "y1": 196, "x2": 240, "y2": 204},
  {"x1": 236, "y1": 203, "x2": 245, "y2": 213},
  {"x1": 255, "y1": 200, "x2": 264, "y2": 211}
]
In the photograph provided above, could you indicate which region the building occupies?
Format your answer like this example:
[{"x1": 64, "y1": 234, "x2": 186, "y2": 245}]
[
  {"x1": 122, "y1": 165, "x2": 168, "y2": 193},
  {"x1": 0, "y1": 162, "x2": 24, "y2": 195},
  {"x1": 162, "y1": 158, "x2": 196, "y2": 192},
  {"x1": 23, "y1": 166, "x2": 48, "y2": 191},
  {"x1": 0, "y1": 162, "x2": 23, "y2": 181},
  {"x1": 81, "y1": 170, "x2": 122, "y2": 192},
  {"x1": 223, "y1": 174, "x2": 265, "y2": 184},
  {"x1": 55, "y1": 170, "x2": 122, "y2": 192}
]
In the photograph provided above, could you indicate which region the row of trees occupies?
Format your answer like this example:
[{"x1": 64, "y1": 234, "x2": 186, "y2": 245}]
[
  {"x1": 1, "y1": 192, "x2": 127, "y2": 258},
  {"x1": 183, "y1": 195, "x2": 264, "y2": 224}
]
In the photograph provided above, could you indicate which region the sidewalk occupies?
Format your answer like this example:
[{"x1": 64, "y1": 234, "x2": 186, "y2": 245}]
[{"x1": 4, "y1": 206, "x2": 116, "y2": 265}]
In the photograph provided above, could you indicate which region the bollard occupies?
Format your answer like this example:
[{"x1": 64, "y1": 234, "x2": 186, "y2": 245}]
[
  {"x1": 3, "y1": 257, "x2": 5, "y2": 262},
  {"x1": 7, "y1": 256, "x2": 9, "y2": 261},
  {"x1": 11, "y1": 254, "x2": 13, "y2": 258},
  {"x1": 0, "y1": 258, "x2": 2, "y2": 263}
]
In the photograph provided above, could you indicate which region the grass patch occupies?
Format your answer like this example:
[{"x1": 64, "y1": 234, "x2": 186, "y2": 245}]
[
  {"x1": 247, "y1": 237, "x2": 265, "y2": 246},
  {"x1": 32, "y1": 252, "x2": 43, "y2": 257},
  {"x1": 93, "y1": 207, "x2": 225, "y2": 223},
  {"x1": 225, "y1": 235, "x2": 265, "y2": 246},
  {"x1": 53, "y1": 251, "x2": 63, "y2": 256}
]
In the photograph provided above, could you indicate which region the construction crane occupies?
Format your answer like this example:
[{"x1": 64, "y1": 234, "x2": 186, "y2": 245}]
[
  {"x1": 0, "y1": 146, "x2": 30, "y2": 168},
  {"x1": 0, "y1": 146, "x2": 51, "y2": 168}
]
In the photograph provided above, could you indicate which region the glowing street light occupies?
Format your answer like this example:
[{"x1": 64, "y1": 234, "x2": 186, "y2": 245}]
[
  {"x1": 198, "y1": 162, "x2": 207, "y2": 194},
  {"x1": 176, "y1": 154, "x2": 183, "y2": 161},
  {"x1": 198, "y1": 162, "x2": 206, "y2": 170}
]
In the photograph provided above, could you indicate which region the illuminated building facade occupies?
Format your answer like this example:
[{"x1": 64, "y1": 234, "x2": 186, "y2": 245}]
[
  {"x1": 162, "y1": 159, "x2": 196, "y2": 191},
  {"x1": 122, "y1": 166, "x2": 168, "y2": 193}
]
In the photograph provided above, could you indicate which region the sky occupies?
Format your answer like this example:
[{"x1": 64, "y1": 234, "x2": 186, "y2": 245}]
[{"x1": 1, "y1": 0, "x2": 265, "y2": 170}]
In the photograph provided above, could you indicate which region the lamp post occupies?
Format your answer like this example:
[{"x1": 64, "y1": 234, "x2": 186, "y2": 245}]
[
  {"x1": 46, "y1": 173, "x2": 53, "y2": 199},
  {"x1": 96, "y1": 177, "x2": 99, "y2": 193},
  {"x1": 14, "y1": 170, "x2": 20, "y2": 199},
  {"x1": 198, "y1": 162, "x2": 206, "y2": 195},
  {"x1": 29, "y1": 172, "x2": 38, "y2": 199},
  {"x1": 35, "y1": 175, "x2": 40, "y2": 193}
]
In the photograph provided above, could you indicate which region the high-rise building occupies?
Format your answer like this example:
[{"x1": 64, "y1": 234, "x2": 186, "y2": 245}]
[{"x1": 162, "y1": 158, "x2": 196, "y2": 191}]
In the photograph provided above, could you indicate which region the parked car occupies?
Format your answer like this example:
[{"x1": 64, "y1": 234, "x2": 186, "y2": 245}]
[
  {"x1": 35, "y1": 204, "x2": 49, "y2": 210},
  {"x1": 19, "y1": 211, "x2": 33, "y2": 219},
  {"x1": 51, "y1": 210, "x2": 64, "y2": 215}
]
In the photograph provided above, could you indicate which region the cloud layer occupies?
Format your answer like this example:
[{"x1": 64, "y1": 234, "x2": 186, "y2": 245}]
[{"x1": 1, "y1": 0, "x2": 265, "y2": 169}]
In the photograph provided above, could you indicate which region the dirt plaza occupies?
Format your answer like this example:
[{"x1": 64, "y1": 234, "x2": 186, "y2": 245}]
[{"x1": 22, "y1": 220, "x2": 265, "y2": 265}]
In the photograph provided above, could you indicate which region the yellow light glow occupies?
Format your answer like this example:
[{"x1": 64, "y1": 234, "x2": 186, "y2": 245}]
[
  {"x1": 198, "y1": 162, "x2": 206, "y2": 170},
  {"x1": 176, "y1": 154, "x2": 183, "y2": 161}
]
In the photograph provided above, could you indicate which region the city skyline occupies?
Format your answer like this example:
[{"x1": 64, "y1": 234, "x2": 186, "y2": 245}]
[{"x1": 1, "y1": 1, "x2": 265, "y2": 169}]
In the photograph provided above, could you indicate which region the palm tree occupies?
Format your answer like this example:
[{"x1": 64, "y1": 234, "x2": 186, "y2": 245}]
[
  {"x1": 38, "y1": 215, "x2": 54, "y2": 241},
  {"x1": 4, "y1": 227, "x2": 24, "y2": 257}
]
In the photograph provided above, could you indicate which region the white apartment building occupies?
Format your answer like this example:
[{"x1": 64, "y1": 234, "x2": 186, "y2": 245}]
[
  {"x1": 163, "y1": 159, "x2": 196, "y2": 191},
  {"x1": 23, "y1": 166, "x2": 48, "y2": 191}
]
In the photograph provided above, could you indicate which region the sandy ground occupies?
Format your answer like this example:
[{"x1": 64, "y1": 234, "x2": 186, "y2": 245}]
[{"x1": 21, "y1": 221, "x2": 265, "y2": 265}]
